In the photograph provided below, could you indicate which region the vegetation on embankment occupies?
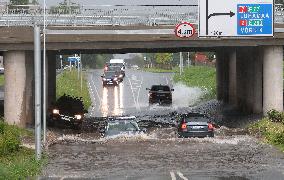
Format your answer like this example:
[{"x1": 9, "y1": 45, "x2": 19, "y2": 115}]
[
  {"x1": 142, "y1": 67, "x2": 178, "y2": 73},
  {"x1": 248, "y1": 110, "x2": 284, "y2": 152},
  {"x1": 0, "y1": 120, "x2": 46, "y2": 179},
  {"x1": 173, "y1": 66, "x2": 216, "y2": 99},
  {"x1": 0, "y1": 75, "x2": 4, "y2": 86},
  {"x1": 56, "y1": 70, "x2": 91, "y2": 111}
]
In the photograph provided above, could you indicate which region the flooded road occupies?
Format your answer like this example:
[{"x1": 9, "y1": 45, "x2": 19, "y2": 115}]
[{"x1": 41, "y1": 69, "x2": 284, "y2": 180}]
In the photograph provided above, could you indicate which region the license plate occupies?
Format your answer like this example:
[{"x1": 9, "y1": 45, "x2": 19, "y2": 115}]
[
  {"x1": 61, "y1": 116, "x2": 70, "y2": 121},
  {"x1": 192, "y1": 126, "x2": 203, "y2": 129}
]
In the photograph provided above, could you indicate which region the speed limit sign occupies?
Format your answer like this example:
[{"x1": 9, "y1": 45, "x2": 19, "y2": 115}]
[{"x1": 175, "y1": 22, "x2": 195, "y2": 38}]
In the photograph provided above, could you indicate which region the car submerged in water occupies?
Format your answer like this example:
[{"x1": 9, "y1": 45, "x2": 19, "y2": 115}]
[
  {"x1": 48, "y1": 94, "x2": 87, "y2": 130},
  {"x1": 177, "y1": 113, "x2": 214, "y2": 138},
  {"x1": 99, "y1": 116, "x2": 146, "y2": 137}
]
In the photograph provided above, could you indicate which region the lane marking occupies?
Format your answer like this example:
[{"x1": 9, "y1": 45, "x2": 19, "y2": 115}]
[
  {"x1": 135, "y1": 76, "x2": 143, "y2": 111},
  {"x1": 127, "y1": 77, "x2": 138, "y2": 108},
  {"x1": 170, "y1": 171, "x2": 176, "y2": 180},
  {"x1": 177, "y1": 171, "x2": 189, "y2": 180},
  {"x1": 166, "y1": 77, "x2": 169, "y2": 85}
]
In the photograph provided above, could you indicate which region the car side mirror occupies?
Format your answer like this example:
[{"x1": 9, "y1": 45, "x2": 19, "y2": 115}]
[
  {"x1": 171, "y1": 89, "x2": 174, "y2": 91},
  {"x1": 101, "y1": 75, "x2": 103, "y2": 78}
]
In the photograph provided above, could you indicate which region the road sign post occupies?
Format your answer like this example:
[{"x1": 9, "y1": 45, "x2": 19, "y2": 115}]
[{"x1": 199, "y1": 0, "x2": 274, "y2": 37}]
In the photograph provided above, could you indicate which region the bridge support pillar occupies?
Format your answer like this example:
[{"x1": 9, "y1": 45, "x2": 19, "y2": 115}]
[
  {"x1": 47, "y1": 52, "x2": 57, "y2": 108},
  {"x1": 4, "y1": 51, "x2": 34, "y2": 127},
  {"x1": 236, "y1": 47, "x2": 263, "y2": 114},
  {"x1": 263, "y1": 46, "x2": 283, "y2": 114},
  {"x1": 228, "y1": 48, "x2": 237, "y2": 106},
  {"x1": 216, "y1": 48, "x2": 229, "y2": 103}
]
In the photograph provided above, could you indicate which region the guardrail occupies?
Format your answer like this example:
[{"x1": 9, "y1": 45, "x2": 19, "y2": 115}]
[{"x1": 0, "y1": 4, "x2": 283, "y2": 27}]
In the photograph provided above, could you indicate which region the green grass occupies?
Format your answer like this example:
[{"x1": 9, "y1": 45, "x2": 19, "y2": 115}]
[
  {"x1": 0, "y1": 148, "x2": 47, "y2": 179},
  {"x1": 142, "y1": 67, "x2": 178, "y2": 73},
  {"x1": 56, "y1": 70, "x2": 91, "y2": 111},
  {"x1": 248, "y1": 118, "x2": 284, "y2": 152},
  {"x1": 0, "y1": 121, "x2": 46, "y2": 179},
  {"x1": 0, "y1": 75, "x2": 4, "y2": 86},
  {"x1": 173, "y1": 66, "x2": 216, "y2": 99}
]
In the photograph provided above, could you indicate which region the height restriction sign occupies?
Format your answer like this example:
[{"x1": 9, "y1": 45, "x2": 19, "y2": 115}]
[{"x1": 199, "y1": 0, "x2": 274, "y2": 37}]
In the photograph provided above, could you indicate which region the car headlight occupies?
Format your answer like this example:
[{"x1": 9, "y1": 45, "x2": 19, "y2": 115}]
[
  {"x1": 52, "y1": 109, "x2": 59, "y2": 114},
  {"x1": 75, "y1": 115, "x2": 82, "y2": 120},
  {"x1": 114, "y1": 77, "x2": 118, "y2": 81},
  {"x1": 102, "y1": 78, "x2": 107, "y2": 81},
  {"x1": 119, "y1": 74, "x2": 123, "y2": 78}
]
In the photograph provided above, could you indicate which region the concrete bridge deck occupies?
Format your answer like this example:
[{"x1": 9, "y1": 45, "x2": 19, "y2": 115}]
[{"x1": 1, "y1": 24, "x2": 284, "y2": 53}]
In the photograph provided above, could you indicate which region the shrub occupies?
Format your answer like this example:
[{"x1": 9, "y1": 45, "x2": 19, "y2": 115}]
[
  {"x1": 267, "y1": 109, "x2": 284, "y2": 123},
  {"x1": 0, "y1": 122, "x2": 21, "y2": 156}
]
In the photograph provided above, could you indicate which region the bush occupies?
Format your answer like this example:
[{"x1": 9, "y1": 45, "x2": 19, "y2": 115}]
[
  {"x1": 267, "y1": 109, "x2": 284, "y2": 123},
  {"x1": 0, "y1": 121, "x2": 21, "y2": 156}
]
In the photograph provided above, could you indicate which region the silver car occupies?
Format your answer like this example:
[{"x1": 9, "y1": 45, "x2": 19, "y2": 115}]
[{"x1": 99, "y1": 116, "x2": 146, "y2": 137}]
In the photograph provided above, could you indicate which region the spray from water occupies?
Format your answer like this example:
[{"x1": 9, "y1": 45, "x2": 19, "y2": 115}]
[{"x1": 172, "y1": 83, "x2": 206, "y2": 107}]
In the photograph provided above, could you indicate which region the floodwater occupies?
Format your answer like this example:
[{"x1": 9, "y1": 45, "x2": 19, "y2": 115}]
[{"x1": 41, "y1": 69, "x2": 284, "y2": 180}]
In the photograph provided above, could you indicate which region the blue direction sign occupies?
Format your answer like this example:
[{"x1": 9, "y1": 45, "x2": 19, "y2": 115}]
[
  {"x1": 68, "y1": 56, "x2": 80, "y2": 62},
  {"x1": 237, "y1": 4, "x2": 273, "y2": 35}
]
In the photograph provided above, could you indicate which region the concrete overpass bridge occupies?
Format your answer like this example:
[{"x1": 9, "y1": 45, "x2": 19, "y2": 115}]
[{"x1": 0, "y1": 3, "x2": 284, "y2": 129}]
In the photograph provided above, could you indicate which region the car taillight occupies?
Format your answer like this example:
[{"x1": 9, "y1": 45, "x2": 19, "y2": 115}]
[
  {"x1": 208, "y1": 123, "x2": 214, "y2": 131},
  {"x1": 181, "y1": 121, "x2": 187, "y2": 131}
]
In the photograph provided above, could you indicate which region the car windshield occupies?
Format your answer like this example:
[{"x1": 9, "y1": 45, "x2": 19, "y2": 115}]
[
  {"x1": 108, "y1": 121, "x2": 138, "y2": 132},
  {"x1": 104, "y1": 71, "x2": 116, "y2": 78},
  {"x1": 151, "y1": 85, "x2": 170, "y2": 91},
  {"x1": 108, "y1": 66, "x2": 121, "y2": 71}
]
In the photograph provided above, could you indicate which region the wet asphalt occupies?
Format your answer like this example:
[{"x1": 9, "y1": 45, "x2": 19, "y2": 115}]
[{"x1": 41, "y1": 69, "x2": 284, "y2": 180}]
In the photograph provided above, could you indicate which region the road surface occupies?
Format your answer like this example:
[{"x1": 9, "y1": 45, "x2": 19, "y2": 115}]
[{"x1": 41, "y1": 69, "x2": 284, "y2": 180}]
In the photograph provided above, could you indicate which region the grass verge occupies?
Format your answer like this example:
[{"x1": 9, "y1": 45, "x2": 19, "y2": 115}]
[
  {"x1": 56, "y1": 70, "x2": 91, "y2": 110},
  {"x1": 173, "y1": 66, "x2": 216, "y2": 100},
  {"x1": 0, "y1": 75, "x2": 4, "y2": 86},
  {"x1": 0, "y1": 121, "x2": 46, "y2": 179},
  {"x1": 142, "y1": 67, "x2": 178, "y2": 73},
  {"x1": 248, "y1": 118, "x2": 284, "y2": 152}
]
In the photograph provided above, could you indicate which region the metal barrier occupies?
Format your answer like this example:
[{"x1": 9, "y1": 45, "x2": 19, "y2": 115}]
[{"x1": 0, "y1": 4, "x2": 283, "y2": 27}]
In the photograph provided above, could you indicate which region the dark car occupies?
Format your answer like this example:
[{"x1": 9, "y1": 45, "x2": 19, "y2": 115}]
[
  {"x1": 146, "y1": 85, "x2": 174, "y2": 104},
  {"x1": 177, "y1": 113, "x2": 214, "y2": 138},
  {"x1": 108, "y1": 66, "x2": 125, "y2": 81},
  {"x1": 48, "y1": 95, "x2": 86, "y2": 130},
  {"x1": 99, "y1": 116, "x2": 146, "y2": 137},
  {"x1": 101, "y1": 71, "x2": 119, "y2": 86}
]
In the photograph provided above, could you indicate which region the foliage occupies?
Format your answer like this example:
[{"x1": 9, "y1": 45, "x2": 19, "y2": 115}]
[
  {"x1": 56, "y1": 70, "x2": 91, "y2": 110},
  {"x1": 0, "y1": 121, "x2": 21, "y2": 156},
  {"x1": 81, "y1": 54, "x2": 114, "y2": 69},
  {"x1": 0, "y1": 75, "x2": 4, "y2": 86},
  {"x1": 50, "y1": 0, "x2": 80, "y2": 14},
  {"x1": 0, "y1": 120, "x2": 44, "y2": 179},
  {"x1": 142, "y1": 67, "x2": 178, "y2": 73},
  {"x1": 248, "y1": 118, "x2": 284, "y2": 151},
  {"x1": 0, "y1": 148, "x2": 46, "y2": 179},
  {"x1": 154, "y1": 53, "x2": 173, "y2": 69},
  {"x1": 10, "y1": 0, "x2": 29, "y2": 5},
  {"x1": 267, "y1": 109, "x2": 284, "y2": 123},
  {"x1": 173, "y1": 66, "x2": 216, "y2": 99}
]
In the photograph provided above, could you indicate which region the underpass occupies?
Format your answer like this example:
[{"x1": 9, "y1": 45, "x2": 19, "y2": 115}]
[{"x1": 0, "y1": 1, "x2": 284, "y2": 179}]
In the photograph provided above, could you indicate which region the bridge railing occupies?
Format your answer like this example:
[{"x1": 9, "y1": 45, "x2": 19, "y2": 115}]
[{"x1": 0, "y1": 4, "x2": 283, "y2": 27}]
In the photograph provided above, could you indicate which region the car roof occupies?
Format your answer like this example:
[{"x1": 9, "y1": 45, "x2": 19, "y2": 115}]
[{"x1": 151, "y1": 84, "x2": 170, "y2": 87}]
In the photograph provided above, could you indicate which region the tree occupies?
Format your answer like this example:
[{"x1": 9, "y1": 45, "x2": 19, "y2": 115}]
[
  {"x1": 50, "y1": 0, "x2": 80, "y2": 14},
  {"x1": 154, "y1": 53, "x2": 173, "y2": 69},
  {"x1": 10, "y1": 0, "x2": 29, "y2": 5}
]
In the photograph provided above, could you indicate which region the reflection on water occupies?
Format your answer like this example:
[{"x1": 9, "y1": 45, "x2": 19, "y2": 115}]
[{"x1": 101, "y1": 84, "x2": 124, "y2": 117}]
